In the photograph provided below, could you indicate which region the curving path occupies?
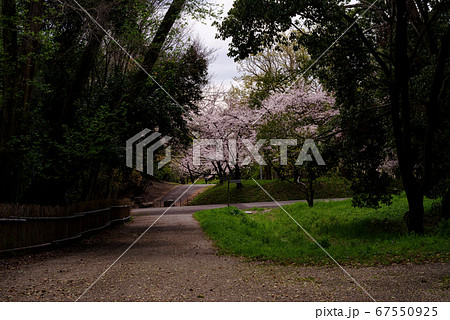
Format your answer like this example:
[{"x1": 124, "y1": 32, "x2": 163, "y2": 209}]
[
  {"x1": 156, "y1": 184, "x2": 212, "y2": 207},
  {"x1": 0, "y1": 201, "x2": 448, "y2": 302}
]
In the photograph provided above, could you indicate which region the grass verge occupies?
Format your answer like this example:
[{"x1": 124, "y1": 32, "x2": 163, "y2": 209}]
[
  {"x1": 189, "y1": 176, "x2": 352, "y2": 205},
  {"x1": 194, "y1": 194, "x2": 449, "y2": 266}
]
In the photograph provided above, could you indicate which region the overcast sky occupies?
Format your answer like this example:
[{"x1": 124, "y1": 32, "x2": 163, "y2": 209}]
[{"x1": 188, "y1": 0, "x2": 240, "y2": 89}]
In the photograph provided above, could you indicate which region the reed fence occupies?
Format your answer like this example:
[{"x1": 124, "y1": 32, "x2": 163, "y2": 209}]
[{"x1": 0, "y1": 203, "x2": 130, "y2": 252}]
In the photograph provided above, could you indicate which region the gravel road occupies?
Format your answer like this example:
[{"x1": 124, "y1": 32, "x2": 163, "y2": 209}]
[
  {"x1": 156, "y1": 184, "x2": 212, "y2": 207},
  {"x1": 0, "y1": 202, "x2": 448, "y2": 302}
]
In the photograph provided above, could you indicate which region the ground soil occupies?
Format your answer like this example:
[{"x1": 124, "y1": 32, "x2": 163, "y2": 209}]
[{"x1": 0, "y1": 207, "x2": 448, "y2": 302}]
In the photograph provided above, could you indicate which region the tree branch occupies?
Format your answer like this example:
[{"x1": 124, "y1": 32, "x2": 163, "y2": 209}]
[{"x1": 343, "y1": 13, "x2": 391, "y2": 78}]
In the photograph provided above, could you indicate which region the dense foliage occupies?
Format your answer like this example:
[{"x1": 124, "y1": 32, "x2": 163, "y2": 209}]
[
  {"x1": 0, "y1": 0, "x2": 213, "y2": 204},
  {"x1": 216, "y1": 0, "x2": 450, "y2": 232}
]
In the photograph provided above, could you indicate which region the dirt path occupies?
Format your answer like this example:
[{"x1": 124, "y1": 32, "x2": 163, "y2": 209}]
[
  {"x1": 157, "y1": 184, "x2": 212, "y2": 207},
  {"x1": 0, "y1": 207, "x2": 448, "y2": 302}
]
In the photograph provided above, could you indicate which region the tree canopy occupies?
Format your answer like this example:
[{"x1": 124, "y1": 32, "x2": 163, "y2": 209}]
[
  {"x1": 217, "y1": 0, "x2": 450, "y2": 233},
  {"x1": 0, "y1": 0, "x2": 215, "y2": 204}
]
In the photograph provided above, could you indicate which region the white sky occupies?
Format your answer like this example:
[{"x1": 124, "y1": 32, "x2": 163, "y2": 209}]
[
  {"x1": 187, "y1": 0, "x2": 361, "y2": 89},
  {"x1": 188, "y1": 0, "x2": 240, "y2": 89}
]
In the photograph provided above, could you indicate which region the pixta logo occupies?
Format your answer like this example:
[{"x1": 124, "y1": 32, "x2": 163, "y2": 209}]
[
  {"x1": 126, "y1": 129, "x2": 172, "y2": 176},
  {"x1": 126, "y1": 130, "x2": 325, "y2": 176},
  {"x1": 192, "y1": 138, "x2": 325, "y2": 166}
]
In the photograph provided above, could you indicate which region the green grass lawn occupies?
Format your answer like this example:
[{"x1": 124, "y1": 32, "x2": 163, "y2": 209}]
[
  {"x1": 189, "y1": 176, "x2": 352, "y2": 205},
  {"x1": 194, "y1": 194, "x2": 449, "y2": 266}
]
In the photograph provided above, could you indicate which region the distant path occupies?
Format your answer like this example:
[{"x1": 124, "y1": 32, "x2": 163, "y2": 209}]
[
  {"x1": 155, "y1": 184, "x2": 212, "y2": 207},
  {"x1": 0, "y1": 198, "x2": 447, "y2": 302},
  {"x1": 133, "y1": 198, "x2": 348, "y2": 216}
]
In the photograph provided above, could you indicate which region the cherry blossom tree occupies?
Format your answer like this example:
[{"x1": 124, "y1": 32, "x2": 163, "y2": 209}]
[
  {"x1": 257, "y1": 81, "x2": 338, "y2": 206},
  {"x1": 172, "y1": 80, "x2": 338, "y2": 197},
  {"x1": 172, "y1": 90, "x2": 264, "y2": 185}
]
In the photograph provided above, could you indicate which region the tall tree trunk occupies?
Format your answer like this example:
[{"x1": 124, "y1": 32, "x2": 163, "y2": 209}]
[
  {"x1": 61, "y1": 27, "x2": 105, "y2": 125},
  {"x1": 234, "y1": 163, "x2": 243, "y2": 188},
  {"x1": 391, "y1": 0, "x2": 424, "y2": 233},
  {"x1": 134, "y1": 0, "x2": 186, "y2": 84},
  {"x1": 187, "y1": 163, "x2": 195, "y2": 184},
  {"x1": 122, "y1": 0, "x2": 186, "y2": 104},
  {"x1": 20, "y1": 0, "x2": 43, "y2": 118},
  {"x1": 0, "y1": 0, "x2": 19, "y2": 202},
  {"x1": 441, "y1": 186, "x2": 450, "y2": 220},
  {"x1": 307, "y1": 174, "x2": 314, "y2": 207},
  {"x1": 422, "y1": 25, "x2": 450, "y2": 193},
  {"x1": 403, "y1": 187, "x2": 424, "y2": 233}
]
